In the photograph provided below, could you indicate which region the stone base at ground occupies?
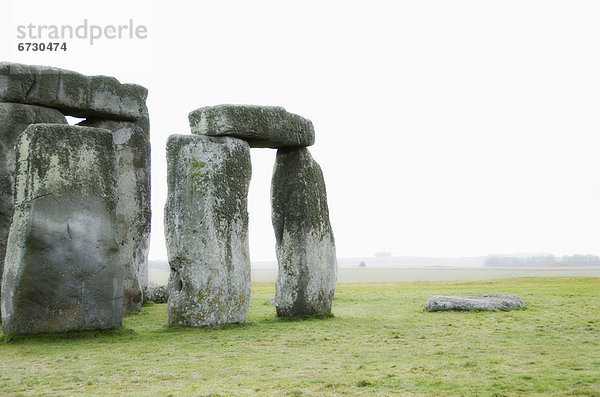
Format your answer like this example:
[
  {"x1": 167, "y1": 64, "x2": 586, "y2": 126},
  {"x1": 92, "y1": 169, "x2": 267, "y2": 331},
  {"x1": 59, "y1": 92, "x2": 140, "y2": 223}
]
[
  {"x1": 424, "y1": 293, "x2": 526, "y2": 311},
  {"x1": 1, "y1": 124, "x2": 121, "y2": 334},
  {"x1": 165, "y1": 135, "x2": 251, "y2": 326}
]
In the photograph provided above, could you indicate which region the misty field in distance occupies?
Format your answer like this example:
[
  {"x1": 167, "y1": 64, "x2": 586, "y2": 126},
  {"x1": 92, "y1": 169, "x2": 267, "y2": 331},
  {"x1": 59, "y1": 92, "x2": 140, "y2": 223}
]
[{"x1": 148, "y1": 260, "x2": 600, "y2": 285}]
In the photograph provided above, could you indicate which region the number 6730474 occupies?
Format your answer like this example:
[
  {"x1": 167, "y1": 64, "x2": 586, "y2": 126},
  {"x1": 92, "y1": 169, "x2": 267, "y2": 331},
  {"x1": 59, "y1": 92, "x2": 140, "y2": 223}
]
[{"x1": 17, "y1": 42, "x2": 67, "y2": 51}]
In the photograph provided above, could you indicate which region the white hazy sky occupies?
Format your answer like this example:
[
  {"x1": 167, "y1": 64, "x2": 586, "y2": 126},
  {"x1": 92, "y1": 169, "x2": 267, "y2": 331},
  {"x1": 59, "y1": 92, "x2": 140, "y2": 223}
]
[{"x1": 2, "y1": 1, "x2": 600, "y2": 261}]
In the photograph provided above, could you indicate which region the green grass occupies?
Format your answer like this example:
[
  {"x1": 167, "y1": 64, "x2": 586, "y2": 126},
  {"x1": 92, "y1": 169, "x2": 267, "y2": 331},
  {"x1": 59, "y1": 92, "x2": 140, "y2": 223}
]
[{"x1": 1, "y1": 277, "x2": 599, "y2": 396}]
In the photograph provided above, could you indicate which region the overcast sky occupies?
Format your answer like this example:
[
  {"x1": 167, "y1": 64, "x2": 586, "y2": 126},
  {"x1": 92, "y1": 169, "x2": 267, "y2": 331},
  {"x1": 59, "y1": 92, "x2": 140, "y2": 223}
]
[{"x1": 3, "y1": 1, "x2": 600, "y2": 261}]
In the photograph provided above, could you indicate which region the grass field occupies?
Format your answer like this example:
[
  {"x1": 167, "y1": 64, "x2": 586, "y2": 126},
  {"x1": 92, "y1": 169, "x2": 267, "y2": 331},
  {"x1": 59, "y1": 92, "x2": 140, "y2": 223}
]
[{"x1": 1, "y1": 277, "x2": 599, "y2": 396}]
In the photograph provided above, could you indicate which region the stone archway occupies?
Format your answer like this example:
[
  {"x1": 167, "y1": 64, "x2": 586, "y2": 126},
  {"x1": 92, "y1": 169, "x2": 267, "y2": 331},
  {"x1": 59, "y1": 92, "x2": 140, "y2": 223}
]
[
  {"x1": 165, "y1": 105, "x2": 337, "y2": 326},
  {"x1": 0, "y1": 63, "x2": 151, "y2": 335}
]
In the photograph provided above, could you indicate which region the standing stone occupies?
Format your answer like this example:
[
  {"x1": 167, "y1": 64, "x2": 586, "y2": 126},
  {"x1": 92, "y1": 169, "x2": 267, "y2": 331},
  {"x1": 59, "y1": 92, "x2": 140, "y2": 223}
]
[
  {"x1": 1, "y1": 124, "x2": 121, "y2": 333},
  {"x1": 0, "y1": 103, "x2": 67, "y2": 309},
  {"x1": 272, "y1": 147, "x2": 337, "y2": 316},
  {"x1": 165, "y1": 135, "x2": 251, "y2": 326},
  {"x1": 78, "y1": 118, "x2": 151, "y2": 313},
  {"x1": 189, "y1": 105, "x2": 315, "y2": 148}
]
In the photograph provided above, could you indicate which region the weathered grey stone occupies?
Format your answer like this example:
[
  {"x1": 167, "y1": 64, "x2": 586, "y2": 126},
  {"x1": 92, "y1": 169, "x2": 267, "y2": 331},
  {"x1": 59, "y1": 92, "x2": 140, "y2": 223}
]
[
  {"x1": 78, "y1": 118, "x2": 151, "y2": 314},
  {"x1": 189, "y1": 105, "x2": 315, "y2": 148},
  {"x1": 143, "y1": 282, "x2": 169, "y2": 304},
  {"x1": 1, "y1": 124, "x2": 121, "y2": 333},
  {"x1": 424, "y1": 293, "x2": 526, "y2": 312},
  {"x1": 165, "y1": 134, "x2": 251, "y2": 326},
  {"x1": 272, "y1": 147, "x2": 337, "y2": 316},
  {"x1": 0, "y1": 62, "x2": 147, "y2": 120},
  {"x1": 0, "y1": 103, "x2": 67, "y2": 311}
]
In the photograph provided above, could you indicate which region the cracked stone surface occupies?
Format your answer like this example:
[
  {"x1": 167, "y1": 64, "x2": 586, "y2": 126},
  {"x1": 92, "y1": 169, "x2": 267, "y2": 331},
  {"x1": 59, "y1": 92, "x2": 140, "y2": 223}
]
[
  {"x1": 1, "y1": 124, "x2": 122, "y2": 334},
  {"x1": 189, "y1": 104, "x2": 315, "y2": 148},
  {"x1": 165, "y1": 134, "x2": 251, "y2": 326},
  {"x1": 0, "y1": 62, "x2": 147, "y2": 120},
  {"x1": 0, "y1": 103, "x2": 67, "y2": 310},
  {"x1": 78, "y1": 118, "x2": 151, "y2": 314},
  {"x1": 272, "y1": 147, "x2": 337, "y2": 316},
  {"x1": 424, "y1": 293, "x2": 526, "y2": 311}
]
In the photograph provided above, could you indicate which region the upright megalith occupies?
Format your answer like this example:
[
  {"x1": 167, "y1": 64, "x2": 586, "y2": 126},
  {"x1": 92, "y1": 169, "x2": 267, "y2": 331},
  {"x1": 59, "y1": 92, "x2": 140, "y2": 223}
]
[
  {"x1": 1, "y1": 124, "x2": 122, "y2": 333},
  {"x1": 0, "y1": 103, "x2": 67, "y2": 297},
  {"x1": 189, "y1": 104, "x2": 315, "y2": 148},
  {"x1": 78, "y1": 119, "x2": 151, "y2": 313},
  {"x1": 271, "y1": 147, "x2": 337, "y2": 316},
  {"x1": 165, "y1": 134, "x2": 251, "y2": 326}
]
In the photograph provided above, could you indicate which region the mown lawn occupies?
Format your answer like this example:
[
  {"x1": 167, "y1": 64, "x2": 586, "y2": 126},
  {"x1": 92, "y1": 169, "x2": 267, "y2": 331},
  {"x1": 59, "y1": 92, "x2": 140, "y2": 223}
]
[{"x1": 1, "y1": 277, "x2": 599, "y2": 396}]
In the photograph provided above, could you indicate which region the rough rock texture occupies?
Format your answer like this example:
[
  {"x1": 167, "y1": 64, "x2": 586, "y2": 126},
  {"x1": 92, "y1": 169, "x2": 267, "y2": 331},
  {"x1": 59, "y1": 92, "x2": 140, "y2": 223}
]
[
  {"x1": 424, "y1": 293, "x2": 526, "y2": 312},
  {"x1": 0, "y1": 103, "x2": 67, "y2": 301},
  {"x1": 1, "y1": 124, "x2": 121, "y2": 333},
  {"x1": 189, "y1": 104, "x2": 315, "y2": 148},
  {"x1": 78, "y1": 118, "x2": 151, "y2": 313},
  {"x1": 165, "y1": 134, "x2": 252, "y2": 326},
  {"x1": 272, "y1": 147, "x2": 337, "y2": 316},
  {"x1": 143, "y1": 282, "x2": 169, "y2": 304},
  {"x1": 0, "y1": 62, "x2": 147, "y2": 120}
]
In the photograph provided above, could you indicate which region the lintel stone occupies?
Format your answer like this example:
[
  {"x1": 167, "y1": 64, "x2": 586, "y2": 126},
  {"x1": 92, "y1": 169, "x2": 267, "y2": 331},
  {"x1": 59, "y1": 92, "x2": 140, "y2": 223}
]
[
  {"x1": 0, "y1": 62, "x2": 148, "y2": 121},
  {"x1": 189, "y1": 104, "x2": 315, "y2": 148}
]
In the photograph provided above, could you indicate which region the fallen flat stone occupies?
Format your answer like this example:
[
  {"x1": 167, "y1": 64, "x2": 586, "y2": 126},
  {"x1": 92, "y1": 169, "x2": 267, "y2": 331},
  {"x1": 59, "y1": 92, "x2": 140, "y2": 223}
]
[
  {"x1": 0, "y1": 103, "x2": 67, "y2": 308},
  {"x1": 78, "y1": 118, "x2": 151, "y2": 314},
  {"x1": 165, "y1": 134, "x2": 251, "y2": 326},
  {"x1": 0, "y1": 62, "x2": 147, "y2": 120},
  {"x1": 272, "y1": 147, "x2": 337, "y2": 316},
  {"x1": 1, "y1": 124, "x2": 121, "y2": 333},
  {"x1": 189, "y1": 104, "x2": 315, "y2": 148},
  {"x1": 424, "y1": 293, "x2": 526, "y2": 312}
]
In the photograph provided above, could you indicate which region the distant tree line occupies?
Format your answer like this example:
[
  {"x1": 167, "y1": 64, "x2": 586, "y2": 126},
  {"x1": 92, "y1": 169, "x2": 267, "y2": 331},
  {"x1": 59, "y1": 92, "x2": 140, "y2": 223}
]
[{"x1": 484, "y1": 254, "x2": 600, "y2": 267}]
